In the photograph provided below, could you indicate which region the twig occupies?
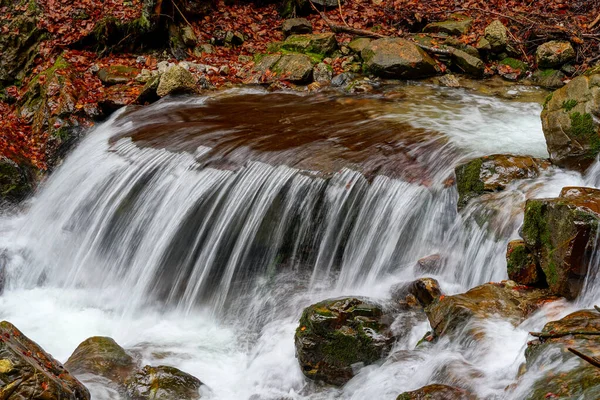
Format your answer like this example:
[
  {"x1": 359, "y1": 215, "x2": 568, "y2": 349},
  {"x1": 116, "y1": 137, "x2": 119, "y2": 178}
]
[
  {"x1": 589, "y1": 12, "x2": 600, "y2": 30},
  {"x1": 530, "y1": 331, "x2": 600, "y2": 339},
  {"x1": 172, "y1": 0, "x2": 193, "y2": 28},
  {"x1": 337, "y1": 0, "x2": 349, "y2": 28},
  {"x1": 568, "y1": 347, "x2": 600, "y2": 368}
]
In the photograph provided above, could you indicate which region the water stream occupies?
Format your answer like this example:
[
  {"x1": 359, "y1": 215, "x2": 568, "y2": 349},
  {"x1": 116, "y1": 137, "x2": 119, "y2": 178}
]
[{"x1": 0, "y1": 83, "x2": 597, "y2": 399}]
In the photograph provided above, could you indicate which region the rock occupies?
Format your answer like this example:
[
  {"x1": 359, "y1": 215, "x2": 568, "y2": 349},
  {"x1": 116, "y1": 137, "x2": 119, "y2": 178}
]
[
  {"x1": 451, "y1": 49, "x2": 484, "y2": 77},
  {"x1": 397, "y1": 384, "x2": 476, "y2": 400},
  {"x1": 498, "y1": 58, "x2": 528, "y2": 81},
  {"x1": 181, "y1": 26, "x2": 198, "y2": 48},
  {"x1": 521, "y1": 187, "x2": 600, "y2": 299},
  {"x1": 541, "y1": 74, "x2": 600, "y2": 171},
  {"x1": 0, "y1": 157, "x2": 34, "y2": 203},
  {"x1": 331, "y1": 72, "x2": 356, "y2": 87},
  {"x1": 455, "y1": 154, "x2": 549, "y2": 209},
  {"x1": 225, "y1": 31, "x2": 244, "y2": 46},
  {"x1": 282, "y1": 18, "x2": 312, "y2": 38},
  {"x1": 484, "y1": 20, "x2": 507, "y2": 53},
  {"x1": 390, "y1": 278, "x2": 442, "y2": 308},
  {"x1": 125, "y1": 365, "x2": 203, "y2": 400},
  {"x1": 99, "y1": 84, "x2": 141, "y2": 114},
  {"x1": 536, "y1": 41, "x2": 576, "y2": 69},
  {"x1": 520, "y1": 309, "x2": 600, "y2": 399},
  {"x1": 506, "y1": 240, "x2": 542, "y2": 286},
  {"x1": 281, "y1": 33, "x2": 337, "y2": 56},
  {"x1": 97, "y1": 65, "x2": 140, "y2": 85},
  {"x1": 438, "y1": 74, "x2": 461, "y2": 88},
  {"x1": 531, "y1": 69, "x2": 565, "y2": 89},
  {"x1": 423, "y1": 17, "x2": 472, "y2": 36},
  {"x1": 0, "y1": 320, "x2": 90, "y2": 399},
  {"x1": 425, "y1": 282, "x2": 558, "y2": 337},
  {"x1": 313, "y1": 62, "x2": 333, "y2": 83},
  {"x1": 444, "y1": 37, "x2": 480, "y2": 58},
  {"x1": 272, "y1": 54, "x2": 314, "y2": 83},
  {"x1": 348, "y1": 38, "x2": 372, "y2": 55},
  {"x1": 194, "y1": 43, "x2": 215, "y2": 56},
  {"x1": 156, "y1": 65, "x2": 197, "y2": 97},
  {"x1": 295, "y1": 297, "x2": 395, "y2": 386},
  {"x1": 476, "y1": 37, "x2": 491, "y2": 52},
  {"x1": 65, "y1": 336, "x2": 136, "y2": 385},
  {"x1": 416, "y1": 254, "x2": 442, "y2": 273},
  {"x1": 361, "y1": 38, "x2": 438, "y2": 79}
]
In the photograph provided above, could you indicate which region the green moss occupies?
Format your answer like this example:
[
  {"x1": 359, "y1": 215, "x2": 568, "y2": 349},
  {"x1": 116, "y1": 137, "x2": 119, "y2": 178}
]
[
  {"x1": 545, "y1": 259, "x2": 559, "y2": 286},
  {"x1": 562, "y1": 99, "x2": 578, "y2": 112},
  {"x1": 570, "y1": 112, "x2": 600, "y2": 157},
  {"x1": 455, "y1": 158, "x2": 484, "y2": 208},
  {"x1": 500, "y1": 57, "x2": 527, "y2": 71},
  {"x1": 543, "y1": 93, "x2": 553, "y2": 108},
  {"x1": 523, "y1": 201, "x2": 551, "y2": 247},
  {"x1": 507, "y1": 244, "x2": 528, "y2": 275}
]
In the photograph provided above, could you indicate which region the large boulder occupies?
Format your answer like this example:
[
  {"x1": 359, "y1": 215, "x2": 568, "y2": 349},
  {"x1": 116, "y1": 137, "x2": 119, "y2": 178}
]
[
  {"x1": 455, "y1": 154, "x2": 549, "y2": 209},
  {"x1": 361, "y1": 38, "x2": 438, "y2": 79},
  {"x1": 295, "y1": 297, "x2": 395, "y2": 386},
  {"x1": 521, "y1": 186, "x2": 600, "y2": 299},
  {"x1": 425, "y1": 282, "x2": 558, "y2": 337},
  {"x1": 125, "y1": 365, "x2": 203, "y2": 400},
  {"x1": 272, "y1": 54, "x2": 314, "y2": 83},
  {"x1": 536, "y1": 41, "x2": 576, "y2": 69},
  {"x1": 484, "y1": 20, "x2": 507, "y2": 53},
  {"x1": 65, "y1": 336, "x2": 136, "y2": 385},
  {"x1": 281, "y1": 33, "x2": 337, "y2": 56},
  {"x1": 520, "y1": 309, "x2": 600, "y2": 399},
  {"x1": 0, "y1": 321, "x2": 90, "y2": 399},
  {"x1": 397, "y1": 384, "x2": 476, "y2": 400},
  {"x1": 541, "y1": 73, "x2": 600, "y2": 171},
  {"x1": 156, "y1": 65, "x2": 198, "y2": 97}
]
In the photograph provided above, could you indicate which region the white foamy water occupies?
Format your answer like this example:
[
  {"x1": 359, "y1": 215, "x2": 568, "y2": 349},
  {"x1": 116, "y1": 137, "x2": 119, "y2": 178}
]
[{"x1": 0, "y1": 87, "x2": 596, "y2": 400}]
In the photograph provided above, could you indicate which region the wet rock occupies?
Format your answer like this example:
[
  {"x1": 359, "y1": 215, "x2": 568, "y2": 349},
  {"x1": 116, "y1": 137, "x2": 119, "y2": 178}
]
[
  {"x1": 451, "y1": 49, "x2": 484, "y2": 77},
  {"x1": 65, "y1": 336, "x2": 136, "y2": 385},
  {"x1": 281, "y1": 33, "x2": 337, "y2": 56},
  {"x1": 521, "y1": 187, "x2": 600, "y2": 299},
  {"x1": 348, "y1": 38, "x2": 372, "y2": 55},
  {"x1": 423, "y1": 16, "x2": 472, "y2": 36},
  {"x1": 137, "y1": 74, "x2": 161, "y2": 104},
  {"x1": 455, "y1": 154, "x2": 549, "y2": 209},
  {"x1": 361, "y1": 38, "x2": 438, "y2": 79},
  {"x1": 282, "y1": 18, "x2": 312, "y2": 38},
  {"x1": 522, "y1": 309, "x2": 600, "y2": 399},
  {"x1": 541, "y1": 73, "x2": 600, "y2": 171},
  {"x1": 484, "y1": 20, "x2": 507, "y2": 53},
  {"x1": 295, "y1": 297, "x2": 395, "y2": 386},
  {"x1": 272, "y1": 54, "x2": 314, "y2": 83},
  {"x1": 0, "y1": 157, "x2": 34, "y2": 203},
  {"x1": 331, "y1": 72, "x2": 356, "y2": 87},
  {"x1": 416, "y1": 254, "x2": 442, "y2": 273},
  {"x1": 438, "y1": 74, "x2": 461, "y2": 88},
  {"x1": 97, "y1": 65, "x2": 141, "y2": 85},
  {"x1": 125, "y1": 365, "x2": 203, "y2": 400},
  {"x1": 536, "y1": 41, "x2": 575, "y2": 69},
  {"x1": 0, "y1": 320, "x2": 90, "y2": 399},
  {"x1": 425, "y1": 282, "x2": 558, "y2": 337},
  {"x1": 397, "y1": 384, "x2": 476, "y2": 400},
  {"x1": 156, "y1": 65, "x2": 197, "y2": 97},
  {"x1": 531, "y1": 69, "x2": 565, "y2": 89},
  {"x1": 506, "y1": 240, "x2": 543, "y2": 286},
  {"x1": 498, "y1": 58, "x2": 528, "y2": 81},
  {"x1": 313, "y1": 62, "x2": 333, "y2": 83},
  {"x1": 390, "y1": 278, "x2": 442, "y2": 308}
]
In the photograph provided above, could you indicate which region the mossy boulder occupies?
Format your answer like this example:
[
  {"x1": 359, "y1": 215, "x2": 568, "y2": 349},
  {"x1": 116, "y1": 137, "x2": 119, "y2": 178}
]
[
  {"x1": 125, "y1": 365, "x2": 203, "y2": 400},
  {"x1": 390, "y1": 278, "x2": 442, "y2": 308},
  {"x1": 156, "y1": 65, "x2": 197, "y2": 97},
  {"x1": 536, "y1": 41, "x2": 576, "y2": 69},
  {"x1": 520, "y1": 187, "x2": 600, "y2": 299},
  {"x1": 423, "y1": 16, "x2": 472, "y2": 36},
  {"x1": 541, "y1": 73, "x2": 600, "y2": 171},
  {"x1": 498, "y1": 57, "x2": 528, "y2": 80},
  {"x1": 0, "y1": 157, "x2": 34, "y2": 203},
  {"x1": 0, "y1": 320, "x2": 90, "y2": 399},
  {"x1": 295, "y1": 297, "x2": 395, "y2": 386},
  {"x1": 425, "y1": 282, "x2": 558, "y2": 338},
  {"x1": 521, "y1": 309, "x2": 600, "y2": 399},
  {"x1": 506, "y1": 239, "x2": 543, "y2": 286},
  {"x1": 361, "y1": 38, "x2": 438, "y2": 79},
  {"x1": 484, "y1": 20, "x2": 507, "y2": 53},
  {"x1": 272, "y1": 54, "x2": 314, "y2": 83},
  {"x1": 281, "y1": 33, "x2": 337, "y2": 57},
  {"x1": 65, "y1": 336, "x2": 136, "y2": 385},
  {"x1": 454, "y1": 154, "x2": 549, "y2": 209},
  {"x1": 397, "y1": 384, "x2": 476, "y2": 400}
]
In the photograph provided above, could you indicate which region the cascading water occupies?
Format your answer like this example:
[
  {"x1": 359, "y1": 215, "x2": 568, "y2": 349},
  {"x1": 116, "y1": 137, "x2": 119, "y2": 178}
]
[{"x1": 0, "y1": 84, "x2": 596, "y2": 399}]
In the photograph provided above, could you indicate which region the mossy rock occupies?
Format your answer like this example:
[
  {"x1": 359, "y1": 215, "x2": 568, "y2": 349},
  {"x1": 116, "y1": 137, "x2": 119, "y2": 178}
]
[
  {"x1": 506, "y1": 240, "x2": 543, "y2": 286},
  {"x1": 521, "y1": 187, "x2": 600, "y2": 299},
  {"x1": 125, "y1": 365, "x2": 203, "y2": 400},
  {"x1": 536, "y1": 41, "x2": 575, "y2": 69},
  {"x1": 0, "y1": 157, "x2": 34, "y2": 202},
  {"x1": 390, "y1": 277, "x2": 442, "y2": 308},
  {"x1": 281, "y1": 33, "x2": 337, "y2": 56},
  {"x1": 0, "y1": 320, "x2": 90, "y2": 399},
  {"x1": 532, "y1": 69, "x2": 565, "y2": 89},
  {"x1": 423, "y1": 17, "x2": 472, "y2": 36},
  {"x1": 156, "y1": 65, "x2": 197, "y2": 97},
  {"x1": 272, "y1": 53, "x2": 314, "y2": 83},
  {"x1": 397, "y1": 384, "x2": 476, "y2": 400},
  {"x1": 361, "y1": 38, "x2": 438, "y2": 79},
  {"x1": 295, "y1": 297, "x2": 395, "y2": 386}
]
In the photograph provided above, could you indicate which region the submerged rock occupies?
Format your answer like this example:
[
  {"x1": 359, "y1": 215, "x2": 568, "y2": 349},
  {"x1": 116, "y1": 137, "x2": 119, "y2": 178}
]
[
  {"x1": 541, "y1": 73, "x2": 600, "y2": 171},
  {"x1": 397, "y1": 384, "x2": 476, "y2": 400},
  {"x1": 295, "y1": 297, "x2": 395, "y2": 386},
  {"x1": 521, "y1": 309, "x2": 600, "y2": 399},
  {"x1": 425, "y1": 282, "x2": 558, "y2": 337},
  {"x1": 454, "y1": 154, "x2": 549, "y2": 209},
  {"x1": 361, "y1": 38, "x2": 438, "y2": 79},
  {"x1": 536, "y1": 41, "x2": 575, "y2": 69},
  {"x1": 126, "y1": 365, "x2": 203, "y2": 400},
  {"x1": 156, "y1": 65, "x2": 197, "y2": 97},
  {"x1": 506, "y1": 239, "x2": 543, "y2": 286},
  {"x1": 0, "y1": 320, "x2": 90, "y2": 399},
  {"x1": 521, "y1": 187, "x2": 600, "y2": 299},
  {"x1": 65, "y1": 336, "x2": 136, "y2": 385}
]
